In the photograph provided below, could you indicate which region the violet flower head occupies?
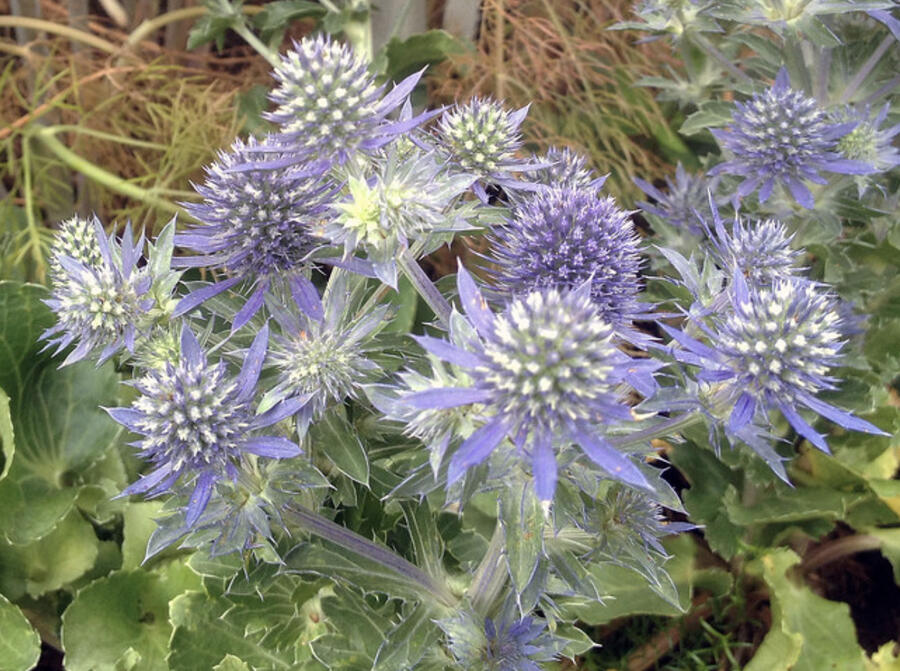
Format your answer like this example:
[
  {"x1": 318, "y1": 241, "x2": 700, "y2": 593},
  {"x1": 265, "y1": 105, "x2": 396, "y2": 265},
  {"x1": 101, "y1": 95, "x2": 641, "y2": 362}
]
[
  {"x1": 492, "y1": 187, "x2": 646, "y2": 331},
  {"x1": 634, "y1": 163, "x2": 716, "y2": 234},
  {"x1": 530, "y1": 147, "x2": 604, "y2": 190},
  {"x1": 703, "y1": 198, "x2": 802, "y2": 286},
  {"x1": 42, "y1": 218, "x2": 153, "y2": 366},
  {"x1": 264, "y1": 35, "x2": 428, "y2": 165},
  {"x1": 663, "y1": 275, "x2": 888, "y2": 458},
  {"x1": 709, "y1": 68, "x2": 873, "y2": 208},
  {"x1": 403, "y1": 266, "x2": 658, "y2": 503},
  {"x1": 176, "y1": 135, "x2": 332, "y2": 331},
  {"x1": 439, "y1": 609, "x2": 562, "y2": 671},
  {"x1": 107, "y1": 324, "x2": 305, "y2": 526},
  {"x1": 436, "y1": 97, "x2": 529, "y2": 200}
]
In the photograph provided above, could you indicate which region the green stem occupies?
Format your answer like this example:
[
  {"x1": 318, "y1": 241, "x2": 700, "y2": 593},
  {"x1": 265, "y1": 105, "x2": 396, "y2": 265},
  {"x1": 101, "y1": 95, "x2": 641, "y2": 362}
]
[
  {"x1": 47, "y1": 125, "x2": 169, "y2": 150},
  {"x1": 469, "y1": 522, "x2": 507, "y2": 616},
  {"x1": 801, "y1": 534, "x2": 883, "y2": 572},
  {"x1": 609, "y1": 410, "x2": 704, "y2": 449},
  {"x1": 0, "y1": 16, "x2": 119, "y2": 54},
  {"x1": 690, "y1": 33, "x2": 751, "y2": 85},
  {"x1": 283, "y1": 504, "x2": 457, "y2": 607},
  {"x1": 126, "y1": 5, "x2": 264, "y2": 47},
  {"x1": 841, "y1": 35, "x2": 894, "y2": 104},
  {"x1": 21, "y1": 136, "x2": 44, "y2": 276},
  {"x1": 230, "y1": 18, "x2": 281, "y2": 68},
  {"x1": 34, "y1": 127, "x2": 181, "y2": 216},
  {"x1": 397, "y1": 246, "x2": 453, "y2": 327}
]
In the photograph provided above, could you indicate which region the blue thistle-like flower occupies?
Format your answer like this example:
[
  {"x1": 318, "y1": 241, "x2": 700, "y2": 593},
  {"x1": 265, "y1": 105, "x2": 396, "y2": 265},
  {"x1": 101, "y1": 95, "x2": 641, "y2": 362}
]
[
  {"x1": 436, "y1": 97, "x2": 530, "y2": 200},
  {"x1": 262, "y1": 35, "x2": 431, "y2": 166},
  {"x1": 634, "y1": 163, "x2": 718, "y2": 234},
  {"x1": 401, "y1": 265, "x2": 659, "y2": 502},
  {"x1": 42, "y1": 219, "x2": 154, "y2": 366},
  {"x1": 530, "y1": 147, "x2": 605, "y2": 190},
  {"x1": 834, "y1": 103, "x2": 900, "y2": 173},
  {"x1": 175, "y1": 135, "x2": 333, "y2": 331},
  {"x1": 491, "y1": 186, "x2": 646, "y2": 331},
  {"x1": 322, "y1": 146, "x2": 475, "y2": 286},
  {"x1": 107, "y1": 324, "x2": 306, "y2": 526},
  {"x1": 663, "y1": 274, "x2": 888, "y2": 459},
  {"x1": 265, "y1": 273, "x2": 390, "y2": 438},
  {"x1": 703, "y1": 198, "x2": 803, "y2": 286},
  {"x1": 439, "y1": 609, "x2": 563, "y2": 671},
  {"x1": 709, "y1": 68, "x2": 874, "y2": 208}
]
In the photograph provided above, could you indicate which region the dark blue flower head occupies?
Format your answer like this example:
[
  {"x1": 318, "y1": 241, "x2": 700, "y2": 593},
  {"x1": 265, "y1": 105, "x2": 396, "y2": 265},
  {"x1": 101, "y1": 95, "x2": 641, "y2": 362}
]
[
  {"x1": 491, "y1": 186, "x2": 646, "y2": 331},
  {"x1": 402, "y1": 265, "x2": 659, "y2": 503},
  {"x1": 703, "y1": 197, "x2": 802, "y2": 286},
  {"x1": 436, "y1": 97, "x2": 530, "y2": 200},
  {"x1": 439, "y1": 609, "x2": 562, "y2": 671},
  {"x1": 175, "y1": 135, "x2": 333, "y2": 331},
  {"x1": 107, "y1": 324, "x2": 305, "y2": 526},
  {"x1": 634, "y1": 163, "x2": 718, "y2": 235},
  {"x1": 42, "y1": 218, "x2": 153, "y2": 366},
  {"x1": 263, "y1": 35, "x2": 429, "y2": 165},
  {"x1": 663, "y1": 274, "x2": 888, "y2": 461},
  {"x1": 709, "y1": 68, "x2": 874, "y2": 208}
]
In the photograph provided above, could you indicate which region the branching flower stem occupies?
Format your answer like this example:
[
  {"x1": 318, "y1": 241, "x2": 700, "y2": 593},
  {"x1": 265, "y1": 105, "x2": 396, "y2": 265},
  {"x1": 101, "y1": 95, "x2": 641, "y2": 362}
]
[
  {"x1": 397, "y1": 246, "x2": 453, "y2": 327},
  {"x1": 283, "y1": 503, "x2": 457, "y2": 608},
  {"x1": 469, "y1": 523, "x2": 508, "y2": 616}
]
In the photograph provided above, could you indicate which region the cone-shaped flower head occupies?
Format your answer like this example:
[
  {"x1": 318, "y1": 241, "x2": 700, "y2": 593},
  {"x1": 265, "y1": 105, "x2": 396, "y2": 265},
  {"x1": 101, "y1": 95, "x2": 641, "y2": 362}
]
[
  {"x1": 709, "y1": 68, "x2": 873, "y2": 208},
  {"x1": 492, "y1": 187, "x2": 645, "y2": 329},
  {"x1": 42, "y1": 219, "x2": 153, "y2": 366},
  {"x1": 264, "y1": 35, "x2": 427, "y2": 165},
  {"x1": 530, "y1": 147, "x2": 603, "y2": 190},
  {"x1": 663, "y1": 274, "x2": 888, "y2": 458},
  {"x1": 704, "y1": 199, "x2": 802, "y2": 285},
  {"x1": 107, "y1": 324, "x2": 305, "y2": 526},
  {"x1": 439, "y1": 609, "x2": 563, "y2": 671},
  {"x1": 267, "y1": 273, "x2": 389, "y2": 437},
  {"x1": 322, "y1": 146, "x2": 475, "y2": 286},
  {"x1": 402, "y1": 266, "x2": 658, "y2": 502},
  {"x1": 175, "y1": 136, "x2": 333, "y2": 330},
  {"x1": 48, "y1": 215, "x2": 103, "y2": 281},
  {"x1": 436, "y1": 97, "x2": 529, "y2": 199},
  {"x1": 634, "y1": 163, "x2": 717, "y2": 234}
]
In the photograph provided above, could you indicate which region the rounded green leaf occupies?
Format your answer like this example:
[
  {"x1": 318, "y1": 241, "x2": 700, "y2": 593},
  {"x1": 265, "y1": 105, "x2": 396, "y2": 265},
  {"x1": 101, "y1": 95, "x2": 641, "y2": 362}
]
[{"x1": 0, "y1": 593, "x2": 41, "y2": 671}]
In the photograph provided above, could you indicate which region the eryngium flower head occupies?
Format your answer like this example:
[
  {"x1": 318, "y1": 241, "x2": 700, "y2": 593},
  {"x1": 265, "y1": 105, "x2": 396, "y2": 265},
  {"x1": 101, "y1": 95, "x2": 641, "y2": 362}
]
[
  {"x1": 663, "y1": 275, "x2": 887, "y2": 455},
  {"x1": 436, "y1": 97, "x2": 529, "y2": 198},
  {"x1": 264, "y1": 35, "x2": 425, "y2": 164},
  {"x1": 634, "y1": 163, "x2": 717, "y2": 234},
  {"x1": 175, "y1": 136, "x2": 333, "y2": 330},
  {"x1": 107, "y1": 324, "x2": 305, "y2": 526},
  {"x1": 492, "y1": 187, "x2": 645, "y2": 329},
  {"x1": 709, "y1": 68, "x2": 873, "y2": 208},
  {"x1": 530, "y1": 147, "x2": 604, "y2": 190},
  {"x1": 322, "y1": 147, "x2": 475, "y2": 286},
  {"x1": 403, "y1": 266, "x2": 658, "y2": 502},
  {"x1": 834, "y1": 103, "x2": 900, "y2": 173},
  {"x1": 42, "y1": 220, "x2": 153, "y2": 366},
  {"x1": 267, "y1": 273, "x2": 389, "y2": 438},
  {"x1": 439, "y1": 610, "x2": 563, "y2": 671},
  {"x1": 48, "y1": 215, "x2": 103, "y2": 281},
  {"x1": 704, "y1": 199, "x2": 802, "y2": 285}
]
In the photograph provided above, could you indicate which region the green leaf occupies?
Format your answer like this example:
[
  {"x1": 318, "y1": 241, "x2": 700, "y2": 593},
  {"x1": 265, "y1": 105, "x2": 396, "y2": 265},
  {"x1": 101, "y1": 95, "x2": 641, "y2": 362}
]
[
  {"x1": 553, "y1": 623, "x2": 595, "y2": 660},
  {"x1": 0, "y1": 388, "x2": 13, "y2": 482},
  {"x1": 168, "y1": 576, "x2": 327, "y2": 670},
  {"x1": 317, "y1": 585, "x2": 391, "y2": 663},
  {"x1": 62, "y1": 569, "x2": 183, "y2": 671},
  {"x1": 382, "y1": 29, "x2": 467, "y2": 81},
  {"x1": 0, "y1": 281, "x2": 54, "y2": 400},
  {"x1": 213, "y1": 655, "x2": 252, "y2": 671},
  {"x1": 499, "y1": 481, "x2": 544, "y2": 596},
  {"x1": 678, "y1": 102, "x2": 734, "y2": 136},
  {"x1": 746, "y1": 549, "x2": 867, "y2": 671},
  {"x1": 0, "y1": 509, "x2": 99, "y2": 599},
  {"x1": 310, "y1": 406, "x2": 369, "y2": 485},
  {"x1": 253, "y1": 0, "x2": 325, "y2": 35},
  {"x1": 400, "y1": 500, "x2": 444, "y2": 580},
  {"x1": 121, "y1": 501, "x2": 165, "y2": 570},
  {"x1": 560, "y1": 534, "x2": 698, "y2": 625},
  {"x1": 723, "y1": 484, "x2": 866, "y2": 525},
  {"x1": 372, "y1": 602, "x2": 442, "y2": 671},
  {"x1": 187, "y1": 14, "x2": 234, "y2": 51},
  {"x1": 0, "y1": 593, "x2": 41, "y2": 671},
  {"x1": 383, "y1": 275, "x2": 418, "y2": 334}
]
